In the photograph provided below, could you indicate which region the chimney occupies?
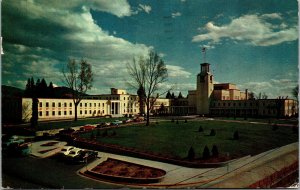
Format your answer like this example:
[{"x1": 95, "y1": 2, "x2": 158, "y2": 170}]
[{"x1": 245, "y1": 89, "x2": 248, "y2": 100}]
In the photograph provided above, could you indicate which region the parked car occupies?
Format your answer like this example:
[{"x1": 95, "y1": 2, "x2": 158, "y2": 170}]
[
  {"x1": 59, "y1": 128, "x2": 75, "y2": 135},
  {"x1": 111, "y1": 120, "x2": 122, "y2": 126},
  {"x1": 133, "y1": 117, "x2": 144, "y2": 122},
  {"x1": 65, "y1": 148, "x2": 83, "y2": 160},
  {"x1": 80, "y1": 125, "x2": 95, "y2": 131},
  {"x1": 72, "y1": 150, "x2": 98, "y2": 163},
  {"x1": 123, "y1": 119, "x2": 133, "y2": 123},
  {"x1": 58, "y1": 146, "x2": 75, "y2": 157}
]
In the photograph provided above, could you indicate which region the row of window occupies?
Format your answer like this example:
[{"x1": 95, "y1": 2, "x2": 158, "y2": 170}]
[
  {"x1": 40, "y1": 102, "x2": 73, "y2": 108},
  {"x1": 214, "y1": 102, "x2": 256, "y2": 107},
  {"x1": 39, "y1": 110, "x2": 106, "y2": 117}
]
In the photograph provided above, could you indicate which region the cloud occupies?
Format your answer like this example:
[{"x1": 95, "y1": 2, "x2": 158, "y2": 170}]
[
  {"x1": 2, "y1": 0, "x2": 151, "y2": 92},
  {"x1": 166, "y1": 65, "x2": 192, "y2": 78},
  {"x1": 192, "y1": 13, "x2": 298, "y2": 46},
  {"x1": 138, "y1": 4, "x2": 152, "y2": 14},
  {"x1": 238, "y1": 78, "x2": 298, "y2": 98},
  {"x1": 172, "y1": 12, "x2": 182, "y2": 18}
]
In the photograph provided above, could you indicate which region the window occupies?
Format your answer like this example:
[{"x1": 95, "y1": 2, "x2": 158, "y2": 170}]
[
  {"x1": 46, "y1": 111, "x2": 49, "y2": 116},
  {"x1": 89, "y1": 110, "x2": 91, "y2": 114},
  {"x1": 85, "y1": 110, "x2": 87, "y2": 114},
  {"x1": 102, "y1": 103, "x2": 104, "y2": 107},
  {"x1": 39, "y1": 111, "x2": 42, "y2": 116},
  {"x1": 64, "y1": 111, "x2": 67, "y2": 115},
  {"x1": 233, "y1": 103, "x2": 236, "y2": 106},
  {"x1": 58, "y1": 103, "x2": 61, "y2": 107},
  {"x1": 244, "y1": 103, "x2": 247, "y2": 107},
  {"x1": 58, "y1": 111, "x2": 61, "y2": 115},
  {"x1": 69, "y1": 111, "x2": 72, "y2": 115},
  {"x1": 239, "y1": 103, "x2": 241, "y2": 106},
  {"x1": 80, "y1": 103, "x2": 82, "y2": 107},
  {"x1": 228, "y1": 103, "x2": 231, "y2": 106},
  {"x1": 94, "y1": 103, "x2": 96, "y2": 107},
  {"x1": 46, "y1": 102, "x2": 49, "y2": 107},
  {"x1": 98, "y1": 103, "x2": 100, "y2": 107},
  {"x1": 218, "y1": 103, "x2": 220, "y2": 106},
  {"x1": 85, "y1": 103, "x2": 87, "y2": 107},
  {"x1": 80, "y1": 111, "x2": 82, "y2": 115},
  {"x1": 52, "y1": 102, "x2": 55, "y2": 107},
  {"x1": 90, "y1": 103, "x2": 92, "y2": 107},
  {"x1": 52, "y1": 111, "x2": 55, "y2": 116},
  {"x1": 124, "y1": 97, "x2": 125, "y2": 100},
  {"x1": 124, "y1": 103, "x2": 126, "y2": 106},
  {"x1": 39, "y1": 102, "x2": 42, "y2": 107},
  {"x1": 223, "y1": 103, "x2": 225, "y2": 106},
  {"x1": 64, "y1": 103, "x2": 67, "y2": 107},
  {"x1": 69, "y1": 103, "x2": 72, "y2": 107}
]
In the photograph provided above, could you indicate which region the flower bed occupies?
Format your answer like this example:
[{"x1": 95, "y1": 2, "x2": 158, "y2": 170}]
[{"x1": 85, "y1": 158, "x2": 166, "y2": 184}]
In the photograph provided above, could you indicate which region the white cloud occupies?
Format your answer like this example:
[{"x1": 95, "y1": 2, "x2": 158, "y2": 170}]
[
  {"x1": 166, "y1": 65, "x2": 192, "y2": 78},
  {"x1": 172, "y1": 12, "x2": 182, "y2": 18},
  {"x1": 138, "y1": 4, "x2": 152, "y2": 14},
  {"x1": 192, "y1": 13, "x2": 298, "y2": 46}
]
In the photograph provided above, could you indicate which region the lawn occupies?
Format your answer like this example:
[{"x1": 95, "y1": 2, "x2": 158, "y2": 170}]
[
  {"x1": 36, "y1": 117, "x2": 125, "y2": 131},
  {"x1": 80, "y1": 120, "x2": 298, "y2": 159}
]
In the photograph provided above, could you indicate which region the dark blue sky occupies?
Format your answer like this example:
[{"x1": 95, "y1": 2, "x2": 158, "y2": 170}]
[{"x1": 2, "y1": 0, "x2": 298, "y2": 98}]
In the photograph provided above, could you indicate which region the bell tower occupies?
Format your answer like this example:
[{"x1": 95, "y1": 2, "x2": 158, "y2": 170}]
[{"x1": 196, "y1": 49, "x2": 214, "y2": 115}]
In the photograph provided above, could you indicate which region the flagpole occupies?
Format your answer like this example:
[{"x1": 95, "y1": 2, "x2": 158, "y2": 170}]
[{"x1": 202, "y1": 47, "x2": 206, "y2": 63}]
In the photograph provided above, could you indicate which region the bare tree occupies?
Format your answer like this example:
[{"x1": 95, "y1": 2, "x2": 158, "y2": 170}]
[
  {"x1": 292, "y1": 85, "x2": 298, "y2": 101},
  {"x1": 127, "y1": 51, "x2": 168, "y2": 126},
  {"x1": 62, "y1": 59, "x2": 93, "y2": 121}
]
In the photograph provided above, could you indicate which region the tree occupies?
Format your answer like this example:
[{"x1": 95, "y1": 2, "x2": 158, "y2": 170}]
[
  {"x1": 137, "y1": 85, "x2": 146, "y2": 115},
  {"x1": 292, "y1": 85, "x2": 298, "y2": 101},
  {"x1": 48, "y1": 82, "x2": 54, "y2": 97},
  {"x1": 127, "y1": 51, "x2": 168, "y2": 126},
  {"x1": 62, "y1": 59, "x2": 93, "y2": 121},
  {"x1": 178, "y1": 92, "x2": 183, "y2": 99},
  {"x1": 187, "y1": 146, "x2": 195, "y2": 160},
  {"x1": 233, "y1": 130, "x2": 239, "y2": 140},
  {"x1": 202, "y1": 145, "x2": 210, "y2": 159},
  {"x1": 211, "y1": 145, "x2": 219, "y2": 158},
  {"x1": 248, "y1": 91, "x2": 255, "y2": 100},
  {"x1": 166, "y1": 91, "x2": 171, "y2": 99},
  {"x1": 210, "y1": 129, "x2": 216, "y2": 136},
  {"x1": 171, "y1": 92, "x2": 175, "y2": 99}
]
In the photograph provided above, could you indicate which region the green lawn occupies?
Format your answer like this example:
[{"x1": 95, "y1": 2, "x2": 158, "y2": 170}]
[
  {"x1": 36, "y1": 117, "x2": 125, "y2": 131},
  {"x1": 80, "y1": 120, "x2": 298, "y2": 159},
  {"x1": 214, "y1": 117, "x2": 298, "y2": 125}
]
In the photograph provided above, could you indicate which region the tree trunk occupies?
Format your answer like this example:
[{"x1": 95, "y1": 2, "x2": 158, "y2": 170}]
[
  {"x1": 146, "y1": 102, "x2": 150, "y2": 126},
  {"x1": 74, "y1": 103, "x2": 78, "y2": 121}
]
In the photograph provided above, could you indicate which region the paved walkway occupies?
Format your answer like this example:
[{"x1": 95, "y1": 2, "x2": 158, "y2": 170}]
[
  {"x1": 30, "y1": 140, "x2": 67, "y2": 158},
  {"x1": 78, "y1": 142, "x2": 298, "y2": 188}
]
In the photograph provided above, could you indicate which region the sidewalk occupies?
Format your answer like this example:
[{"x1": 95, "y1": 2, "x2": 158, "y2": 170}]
[{"x1": 77, "y1": 142, "x2": 298, "y2": 188}]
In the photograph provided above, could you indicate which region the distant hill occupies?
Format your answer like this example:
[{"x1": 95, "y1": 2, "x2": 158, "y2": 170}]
[
  {"x1": 1, "y1": 85, "x2": 88, "y2": 98},
  {"x1": 2, "y1": 85, "x2": 24, "y2": 98}
]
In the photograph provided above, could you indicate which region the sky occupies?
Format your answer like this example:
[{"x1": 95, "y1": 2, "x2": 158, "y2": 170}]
[{"x1": 2, "y1": 0, "x2": 299, "y2": 98}]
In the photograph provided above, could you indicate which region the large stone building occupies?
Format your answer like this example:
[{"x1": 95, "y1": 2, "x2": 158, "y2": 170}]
[{"x1": 3, "y1": 61, "x2": 298, "y2": 123}]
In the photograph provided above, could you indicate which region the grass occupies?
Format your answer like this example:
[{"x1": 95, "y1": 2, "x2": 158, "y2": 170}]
[
  {"x1": 35, "y1": 117, "x2": 125, "y2": 131},
  {"x1": 80, "y1": 120, "x2": 298, "y2": 159},
  {"x1": 214, "y1": 117, "x2": 298, "y2": 125}
]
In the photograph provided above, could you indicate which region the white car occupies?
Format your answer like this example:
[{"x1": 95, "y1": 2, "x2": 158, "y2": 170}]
[
  {"x1": 58, "y1": 146, "x2": 75, "y2": 156},
  {"x1": 65, "y1": 148, "x2": 83, "y2": 158}
]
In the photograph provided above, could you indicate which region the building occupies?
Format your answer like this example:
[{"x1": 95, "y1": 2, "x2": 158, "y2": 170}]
[{"x1": 3, "y1": 60, "x2": 298, "y2": 123}]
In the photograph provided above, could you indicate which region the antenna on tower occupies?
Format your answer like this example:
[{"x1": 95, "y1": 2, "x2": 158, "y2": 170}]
[{"x1": 201, "y1": 47, "x2": 206, "y2": 63}]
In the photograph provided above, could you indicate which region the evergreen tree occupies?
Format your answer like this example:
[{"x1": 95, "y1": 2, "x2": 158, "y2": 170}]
[
  {"x1": 171, "y1": 92, "x2": 175, "y2": 99},
  {"x1": 198, "y1": 126, "x2": 203, "y2": 132},
  {"x1": 202, "y1": 145, "x2": 210, "y2": 159},
  {"x1": 211, "y1": 145, "x2": 219, "y2": 158},
  {"x1": 187, "y1": 146, "x2": 195, "y2": 160},
  {"x1": 166, "y1": 91, "x2": 171, "y2": 99},
  {"x1": 40, "y1": 78, "x2": 48, "y2": 97},
  {"x1": 48, "y1": 82, "x2": 54, "y2": 98},
  {"x1": 210, "y1": 129, "x2": 216, "y2": 136},
  {"x1": 178, "y1": 92, "x2": 183, "y2": 98},
  {"x1": 233, "y1": 130, "x2": 239, "y2": 140},
  {"x1": 24, "y1": 78, "x2": 31, "y2": 97}
]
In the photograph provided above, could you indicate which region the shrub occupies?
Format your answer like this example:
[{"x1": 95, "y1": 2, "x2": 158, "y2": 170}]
[
  {"x1": 102, "y1": 130, "x2": 108, "y2": 137},
  {"x1": 292, "y1": 126, "x2": 298, "y2": 134},
  {"x1": 211, "y1": 145, "x2": 219, "y2": 158},
  {"x1": 233, "y1": 130, "x2": 239, "y2": 140},
  {"x1": 272, "y1": 124, "x2": 278, "y2": 131},
  {"x1": 184, "y1": 119, "x2": 187, "y2": 123},
  {"x1": 202, "y1": 145, "x2": 210, "y2": 159},
  {"x1": 187, "y1": 146, "x2": 195, "y2": 160},
  {"x1": 176, "y1": 120, "x2": 179, "y2": 124},
  {"x1": 111, "y1": 130, "x2": 116, "y2": 136},
  {"x1": 210, "y1": 129, "x2": 216, "y2": 136},
  {"x1": 198, "y1": 126, "x2": 203, "y2": 132},
  {"x1": 171, "y1": 118, "x2": 174, "y2": 123},
  {"x1": 96, "y1": 130, "x2": 101, "y2": 137},
  {"x1": 90, "y1": 132, "x2": 95, "y2": 139}
]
